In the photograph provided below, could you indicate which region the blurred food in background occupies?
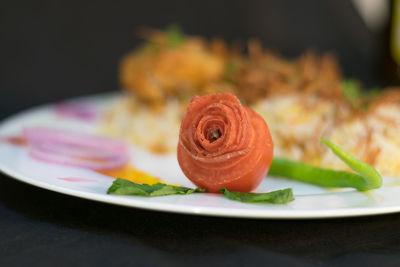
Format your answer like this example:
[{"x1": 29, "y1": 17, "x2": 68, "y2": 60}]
[
  {"x1": 118, "y1": 25, "x2": 344, "y2": 107},
  {"x1": 101, "y1": 26, "x2": 400, "y2": 176},
  {"x1": 119, "y1": 25, "x2": 227, "y2": 109}
]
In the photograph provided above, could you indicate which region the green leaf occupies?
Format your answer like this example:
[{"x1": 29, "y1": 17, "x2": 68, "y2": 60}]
[
  {"x1": 341, "y1": 79, "x2": 382, "y2": 109},
  {"x1": 165, "y1": 24, "x2": 184, "y2": 48},
  {"x1": 224, "y1": 60, "x2": 240, "y2": 83},
  {"x1": 107, "y1": 178, "x2": 205, "y2": 196},
  {"x1": 219, "y1": 188, "x2": 294, "y2": 204},
  {"x1": 341, "y1": 79, "x2": 362, "y2": 106}
]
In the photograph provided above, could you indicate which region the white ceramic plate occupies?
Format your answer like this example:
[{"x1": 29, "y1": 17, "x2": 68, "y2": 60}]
[{"x1": 1, "y1": 93, "x2": 400, "y2": 219}]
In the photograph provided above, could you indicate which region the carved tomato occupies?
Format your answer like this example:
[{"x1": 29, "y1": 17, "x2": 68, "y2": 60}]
[{"x1": 177, "y1": 93, "x2": 273, "y2": 193}]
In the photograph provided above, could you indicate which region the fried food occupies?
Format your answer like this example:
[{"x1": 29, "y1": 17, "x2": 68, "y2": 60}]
[
  {"x1": 103, "y1": 26, "x2": 400, "y2": 177},
  {"x1": 119, "y1": 26, "x2": 226, "y2": 108}
]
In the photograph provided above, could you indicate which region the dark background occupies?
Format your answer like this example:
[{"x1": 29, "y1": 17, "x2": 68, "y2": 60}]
[
  {"x1": 2, "y1": 1, "x2": 400, "y2": 266},
  {"x1": 0, "y1": 0, "x2": 388, "y2": 120}
]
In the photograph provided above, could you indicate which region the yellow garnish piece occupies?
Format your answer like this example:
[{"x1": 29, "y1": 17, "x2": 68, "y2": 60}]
[{"x1": 100, "y1": 165, "x2": 163, "y2": 185}]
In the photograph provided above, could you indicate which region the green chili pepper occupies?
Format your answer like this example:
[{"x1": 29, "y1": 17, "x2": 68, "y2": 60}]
[{"x1": 268, "y1": 139, "x2": 382, "y2": 191}]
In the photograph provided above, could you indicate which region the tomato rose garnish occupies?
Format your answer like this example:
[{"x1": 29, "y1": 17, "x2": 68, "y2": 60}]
[{"x1": 177, "y1": 93, "x2": 273, "y2": 193}]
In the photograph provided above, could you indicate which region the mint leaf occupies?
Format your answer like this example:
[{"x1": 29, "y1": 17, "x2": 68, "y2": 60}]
[
  {"x1": 219, "y1": 188, "x2": 294, "y2": 204},
  {"x1": 107, "y1": 178, "x2": 205, "y2": 196}
]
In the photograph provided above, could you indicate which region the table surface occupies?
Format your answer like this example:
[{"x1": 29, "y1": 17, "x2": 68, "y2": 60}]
[{"x1": 1, "y1": 171, "x2": 400, "y2": 267}]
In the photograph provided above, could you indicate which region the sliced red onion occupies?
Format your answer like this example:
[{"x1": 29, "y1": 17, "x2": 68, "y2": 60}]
[
  {"x1": 30, "y1": 142, "x2": 125, "y2": 160},
  {"x1": 55, "y1": 102, "x2": 98, "y2": 121},
  {"x1": 23, "y1": 128, "x2": 126, "y2": 151},
  {"x1": 29, "y1": 147, "x2": 129, "y2": 170},
  {"x1": 23, "y1": 127, "x2": 130, "y2": 170}
]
